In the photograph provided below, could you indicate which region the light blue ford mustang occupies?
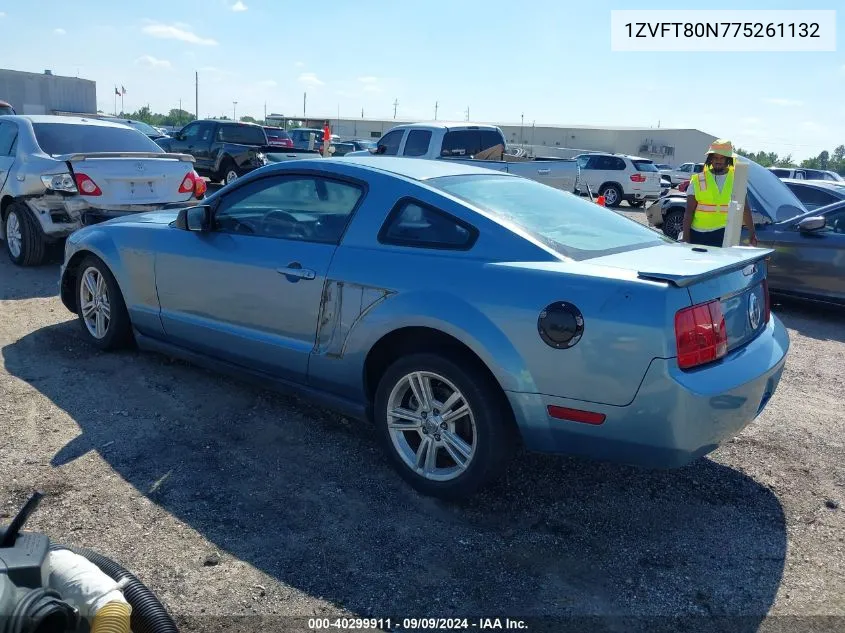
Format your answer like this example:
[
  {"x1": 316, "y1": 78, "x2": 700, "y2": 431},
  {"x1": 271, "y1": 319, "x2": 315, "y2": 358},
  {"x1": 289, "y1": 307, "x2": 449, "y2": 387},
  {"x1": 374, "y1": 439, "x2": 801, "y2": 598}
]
[{"x1": 59, "y1": 157, "x2": 790, "y2": 499}]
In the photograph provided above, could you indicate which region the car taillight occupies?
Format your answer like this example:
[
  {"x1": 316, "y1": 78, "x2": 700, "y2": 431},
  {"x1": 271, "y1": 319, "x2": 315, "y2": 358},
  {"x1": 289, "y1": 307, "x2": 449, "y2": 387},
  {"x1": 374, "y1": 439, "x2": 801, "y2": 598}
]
[
  {"x1": 630, "y1": 173, "x2": 647, "y2": 182},
  {"x1": 74, "y1": 173, "x2": 102, "y2": 196},
  {"x1": 194, "y1": 174, "x2": 207, "y2": 199},
  {"x1": 178, "y1": 171, "x2": 197, "y2": 194},
  {"x1": 763, "y1": 279, "x2": 771, "y2": 324},
  {"x1": 675, "y1": 299, "x2": 727, "y2": 370}
]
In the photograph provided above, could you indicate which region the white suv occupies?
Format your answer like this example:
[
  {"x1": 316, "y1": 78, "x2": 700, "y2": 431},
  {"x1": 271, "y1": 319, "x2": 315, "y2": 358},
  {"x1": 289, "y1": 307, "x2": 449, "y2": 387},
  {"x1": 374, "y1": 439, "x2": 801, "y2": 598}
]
[
  {"x1": 574, "y1": 153, "x2": 663, "y2": 208},
  {"x1": 671, "y1": 162, "x2": 704, "y2": 185}
]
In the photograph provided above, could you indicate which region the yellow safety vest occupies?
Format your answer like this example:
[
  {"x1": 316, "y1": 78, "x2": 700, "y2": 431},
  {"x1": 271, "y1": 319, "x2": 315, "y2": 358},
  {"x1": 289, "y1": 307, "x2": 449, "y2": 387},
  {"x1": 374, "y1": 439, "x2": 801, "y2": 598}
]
[{"x1": 689, "y1": 166, "x2": 734, "y2": 231}]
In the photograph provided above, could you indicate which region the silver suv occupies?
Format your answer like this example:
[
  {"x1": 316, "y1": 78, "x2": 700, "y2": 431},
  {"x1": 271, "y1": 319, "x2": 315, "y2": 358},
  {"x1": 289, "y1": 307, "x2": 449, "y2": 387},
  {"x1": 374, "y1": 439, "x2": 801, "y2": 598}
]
[{"x1": 0, "y1": 115, "x2": 202, "y2": 266}]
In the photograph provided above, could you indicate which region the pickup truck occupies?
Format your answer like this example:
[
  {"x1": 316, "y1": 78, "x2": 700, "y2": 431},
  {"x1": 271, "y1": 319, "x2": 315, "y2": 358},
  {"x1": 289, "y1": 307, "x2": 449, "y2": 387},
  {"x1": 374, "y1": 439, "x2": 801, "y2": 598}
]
[
  {"x1": 156, "y1": 119, "x2": 318, "y2": 186},
  {"x1": 345, "y1": 123, "x2": 580, "y2": 193}
]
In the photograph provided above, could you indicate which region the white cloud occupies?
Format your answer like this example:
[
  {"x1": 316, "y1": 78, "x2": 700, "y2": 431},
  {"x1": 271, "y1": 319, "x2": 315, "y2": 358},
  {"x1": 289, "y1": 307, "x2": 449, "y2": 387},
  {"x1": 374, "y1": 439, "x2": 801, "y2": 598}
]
[
  {"x1": 136, "y1": 55, "x2": 172, "y2": 69},
  {"x1": 257, "y1": 79, "x2": 277, "y2": 88},
  {"x1": 358, "y1": 76, "x2": 378, "y2": 84},
  {"x1": 294, "y1": 61, "x2": 305, "y2": 68},
  {"x1": 0, "y1": 12, "x2": 6, "y2": 18},
  {"x1": 142, "y1": 23, "x2": 218, "y2": 46},
  {"x1": 763, "y1": 98, "x2": 803, "y2": 107},
  {"x1": 801, "y1": 121, "x2": 824, "y2": 131},
  {"x1": 232, "y1": 1, "x2": 248, "y2": 11},
  {"x1": 741, "y1": 116, "x2": 762, "y2": 125},
  {"x1": 54, "y1": 28, "x2": 66, "y2": 35},
  {"x1": 298, "y1": 72, "x2": 324, "y2": 86}
]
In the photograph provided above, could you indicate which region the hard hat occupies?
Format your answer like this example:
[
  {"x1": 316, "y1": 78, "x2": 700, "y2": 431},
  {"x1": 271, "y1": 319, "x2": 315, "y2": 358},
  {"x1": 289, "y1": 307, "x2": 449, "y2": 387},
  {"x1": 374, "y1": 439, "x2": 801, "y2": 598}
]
[{"x1": 706, "y1": 139, "x2": 737, "y2": 158}]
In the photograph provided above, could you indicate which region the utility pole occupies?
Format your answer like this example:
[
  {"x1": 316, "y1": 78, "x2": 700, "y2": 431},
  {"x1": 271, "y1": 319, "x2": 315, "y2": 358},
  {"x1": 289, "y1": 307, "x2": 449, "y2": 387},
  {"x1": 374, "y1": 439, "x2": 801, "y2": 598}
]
[
  {"x1": 303, "y1": 92, "x2": 306, "y2": 119},
  {"x1": 195, "y1": 71, "x2": 198, "y2": 121},
  {"x1": 434, "y1": 101, "x2": 438, "y2": 120},
  {"x1": 393, "y1": 98, "x2": 399, "y2": 119},
  {"x1": 233, "y1": 101, "x2": 238, "y2": 121},
  {"x1": 521, "y1": 113, "x2": 524, "y2": 145},
  {"x1": 264, "y1": 102, "x2": 267, "y2": 124},
  {"x1": 465, "y1": 106, "x2": 470, "y2": 122}
]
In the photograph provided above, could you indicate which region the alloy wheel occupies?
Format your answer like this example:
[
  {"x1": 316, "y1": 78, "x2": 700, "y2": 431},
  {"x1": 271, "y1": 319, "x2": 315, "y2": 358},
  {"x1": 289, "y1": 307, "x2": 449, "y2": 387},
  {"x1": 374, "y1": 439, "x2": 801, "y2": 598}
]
[{"x1": 386, "y1": 371, "x2": 477, "y2": 482}]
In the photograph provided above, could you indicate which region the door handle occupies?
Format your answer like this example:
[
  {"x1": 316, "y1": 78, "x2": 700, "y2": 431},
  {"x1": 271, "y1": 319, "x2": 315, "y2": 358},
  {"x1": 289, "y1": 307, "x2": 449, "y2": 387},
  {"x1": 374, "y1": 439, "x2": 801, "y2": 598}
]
[
  {"x1": 277, "y1": 263, "x2": 316, "y2": 281},
  {"x1": 537, "y1": 168, "x2": 550, "y2": 175}
]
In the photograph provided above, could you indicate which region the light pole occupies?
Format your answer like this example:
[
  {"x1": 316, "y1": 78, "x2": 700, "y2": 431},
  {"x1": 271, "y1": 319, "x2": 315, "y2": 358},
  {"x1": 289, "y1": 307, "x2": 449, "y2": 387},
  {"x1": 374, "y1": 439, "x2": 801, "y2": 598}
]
[{"x1": 233, "y1": 101, "x2": 238, "y2": 121}]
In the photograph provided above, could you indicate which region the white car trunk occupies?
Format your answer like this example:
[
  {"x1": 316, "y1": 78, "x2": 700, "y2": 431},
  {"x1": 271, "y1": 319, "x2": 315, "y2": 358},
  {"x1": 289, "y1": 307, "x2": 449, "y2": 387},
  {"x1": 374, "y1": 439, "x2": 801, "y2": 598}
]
[{"x1": 63, "y1": 153, "x2": 196, "y2": 207}]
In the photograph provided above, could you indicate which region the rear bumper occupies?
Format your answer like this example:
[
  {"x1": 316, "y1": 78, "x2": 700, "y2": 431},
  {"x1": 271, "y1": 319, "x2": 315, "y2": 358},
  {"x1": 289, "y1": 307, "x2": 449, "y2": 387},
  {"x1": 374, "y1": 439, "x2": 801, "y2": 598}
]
[{"x1": 507, "y1": 314, "x2": 790, "y2": 468}]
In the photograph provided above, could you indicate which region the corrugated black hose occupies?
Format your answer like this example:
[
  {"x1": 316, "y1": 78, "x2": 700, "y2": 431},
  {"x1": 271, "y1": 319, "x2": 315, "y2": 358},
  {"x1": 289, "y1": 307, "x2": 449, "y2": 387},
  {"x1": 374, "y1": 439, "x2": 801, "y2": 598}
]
[{"x1": 48, "y1": 544, "x2": 179, "y2": 633}]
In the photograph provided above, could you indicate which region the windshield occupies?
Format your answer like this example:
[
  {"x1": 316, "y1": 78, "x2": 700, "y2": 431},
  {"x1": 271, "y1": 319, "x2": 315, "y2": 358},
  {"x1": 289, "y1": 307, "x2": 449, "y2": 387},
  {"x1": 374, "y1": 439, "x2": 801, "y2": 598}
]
[
  {"x1": 431, "y1": 174, "x2": 670, "y2": 260},
  {"x1": 32, "y1": 123, "x2": 164, "y2": 155},
  {"x1": 125, "y1": 120, "x2": 162, "y2": 136}
]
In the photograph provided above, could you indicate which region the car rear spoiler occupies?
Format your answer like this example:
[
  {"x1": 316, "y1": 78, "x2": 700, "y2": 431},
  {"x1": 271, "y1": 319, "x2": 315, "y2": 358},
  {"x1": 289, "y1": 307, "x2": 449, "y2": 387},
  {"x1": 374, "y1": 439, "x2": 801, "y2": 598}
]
[
  {"x1": 637, "y1": 247, "x2": 774, "y2": 287},
  {"x1": 56, "y1": 152, "x2": 196, "y2": 163}
]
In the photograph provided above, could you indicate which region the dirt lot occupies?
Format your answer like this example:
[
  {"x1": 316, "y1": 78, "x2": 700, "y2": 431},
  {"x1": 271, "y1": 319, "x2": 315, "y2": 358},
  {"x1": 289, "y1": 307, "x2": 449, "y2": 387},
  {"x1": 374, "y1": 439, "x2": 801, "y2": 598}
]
[{"x1": 1, "y1": 218, "x2": 843, "y2": 632}]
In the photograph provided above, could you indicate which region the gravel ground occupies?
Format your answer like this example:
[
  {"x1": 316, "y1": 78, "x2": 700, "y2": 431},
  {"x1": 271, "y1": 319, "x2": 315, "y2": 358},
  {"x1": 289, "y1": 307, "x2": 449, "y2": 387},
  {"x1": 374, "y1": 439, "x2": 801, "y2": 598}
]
[{"x1": 0, "y1": 212, "x2": 843, "y2": 632}]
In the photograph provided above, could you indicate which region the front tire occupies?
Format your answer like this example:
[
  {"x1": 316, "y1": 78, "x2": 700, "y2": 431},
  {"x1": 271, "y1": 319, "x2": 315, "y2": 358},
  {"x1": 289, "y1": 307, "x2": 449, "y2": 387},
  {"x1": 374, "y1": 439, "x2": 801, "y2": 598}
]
[
  {"x1": 374, "y1": 353, "x2": 516, "y2": 500},
  {"x1": 75, "y1": 255, "x2": 133, "y2": 351},
  {"x1": 4, "y1": 202, "x2": 46, "y2": 266}
]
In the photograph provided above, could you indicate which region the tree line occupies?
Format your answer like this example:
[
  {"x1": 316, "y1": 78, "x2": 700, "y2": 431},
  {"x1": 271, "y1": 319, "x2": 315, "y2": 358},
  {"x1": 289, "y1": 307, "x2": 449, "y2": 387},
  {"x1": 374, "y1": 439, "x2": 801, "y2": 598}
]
[
  {"x1": 98, "y1": 106, "x2": 306, "y2": 129},
  {"x1": 735, "y1": 145, "x2": 845, "y2": 175}
]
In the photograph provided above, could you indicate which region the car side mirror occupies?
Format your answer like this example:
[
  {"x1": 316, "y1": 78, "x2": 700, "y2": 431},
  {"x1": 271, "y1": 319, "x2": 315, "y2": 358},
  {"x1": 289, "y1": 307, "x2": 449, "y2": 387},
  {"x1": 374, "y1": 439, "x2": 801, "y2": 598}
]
[
  {"x1": 798, "y1": 216, "x2": 826, "y2": 233},
  {"x1": 177, "y1": 205, "x2": 212, "y2": 232}
]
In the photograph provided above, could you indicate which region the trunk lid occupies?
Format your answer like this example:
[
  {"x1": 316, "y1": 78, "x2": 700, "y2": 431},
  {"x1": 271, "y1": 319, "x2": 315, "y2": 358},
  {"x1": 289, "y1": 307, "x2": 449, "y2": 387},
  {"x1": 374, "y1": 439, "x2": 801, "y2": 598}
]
[
  {"x1": 60, "y1": 152, "x2": 197, "y2": 207},
  {"x1": 589, "y1": 243, "x2": 773, "y2": 352}
]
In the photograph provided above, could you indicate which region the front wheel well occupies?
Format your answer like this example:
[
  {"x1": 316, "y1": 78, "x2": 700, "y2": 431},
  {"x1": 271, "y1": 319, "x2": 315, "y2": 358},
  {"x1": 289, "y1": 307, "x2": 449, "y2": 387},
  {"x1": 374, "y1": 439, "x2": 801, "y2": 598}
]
[
  {"x1": 363, "y1": 326, "x2": 517, "y2": 428},
  {"x1": 60, "y1": 249, "x2": 98, "y2": 312}
]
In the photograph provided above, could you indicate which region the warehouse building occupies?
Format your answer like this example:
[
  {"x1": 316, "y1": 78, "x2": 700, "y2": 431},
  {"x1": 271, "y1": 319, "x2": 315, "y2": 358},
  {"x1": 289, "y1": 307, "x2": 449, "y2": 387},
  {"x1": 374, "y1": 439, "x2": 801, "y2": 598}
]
[
  {"x1": 268, "y1": 115, "x2": 716, "y2": 166},
  {"x1": 0, "y1": 68, "x2": 96, "y2": 115}
]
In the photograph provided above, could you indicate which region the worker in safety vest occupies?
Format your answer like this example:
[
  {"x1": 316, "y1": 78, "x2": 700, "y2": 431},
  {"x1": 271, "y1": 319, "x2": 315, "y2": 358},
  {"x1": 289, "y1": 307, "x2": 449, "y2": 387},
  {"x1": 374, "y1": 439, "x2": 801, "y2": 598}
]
[{"x1": 682, "y1": 139, "x2": 757, "y2": 247}]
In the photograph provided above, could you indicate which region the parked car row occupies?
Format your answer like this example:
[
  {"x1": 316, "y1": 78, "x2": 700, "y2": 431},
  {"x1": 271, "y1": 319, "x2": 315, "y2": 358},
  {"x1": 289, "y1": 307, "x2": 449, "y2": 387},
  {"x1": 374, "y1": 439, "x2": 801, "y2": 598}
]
[{"x1": 646, "y1": 158, "x2": 844, "y2": 306}]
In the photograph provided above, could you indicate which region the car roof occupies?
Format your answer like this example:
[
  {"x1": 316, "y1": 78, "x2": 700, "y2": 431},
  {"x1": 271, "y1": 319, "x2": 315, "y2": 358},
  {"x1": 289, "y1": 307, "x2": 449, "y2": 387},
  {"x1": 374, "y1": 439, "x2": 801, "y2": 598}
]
[
  {"x1": 3, "y1": 114, "x2": 137, "y2": 128},
  {"x1": 782, "y1": 178, "x2": 845, "y2": 189},
  {"x1": 269, "y1": 156, "x2": 516, "y2": 181}
]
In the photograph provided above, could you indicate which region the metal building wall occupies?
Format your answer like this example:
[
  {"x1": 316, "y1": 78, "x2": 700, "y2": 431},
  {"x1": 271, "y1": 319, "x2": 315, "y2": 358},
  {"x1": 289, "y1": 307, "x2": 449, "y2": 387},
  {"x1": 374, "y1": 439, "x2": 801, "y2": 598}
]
[{"x1": 0, "y1": 69, "x2": 97, "y2": 115}]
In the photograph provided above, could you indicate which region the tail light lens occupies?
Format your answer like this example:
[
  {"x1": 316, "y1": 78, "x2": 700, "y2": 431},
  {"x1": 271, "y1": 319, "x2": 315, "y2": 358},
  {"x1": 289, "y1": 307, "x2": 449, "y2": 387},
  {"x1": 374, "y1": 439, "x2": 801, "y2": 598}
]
[
  {"x1": 675, "y1": 299, "x2": 727, "y2": 369},
  {"x1": 763, "y1": 279, "x2": 771, "y2": 324},
  {"x1": 630, "y1": 173, "x2": 647, "y2": 182},
  {"x1": 178, "y1": 171, "x2": 197, "y2": 194},
  {"x1": 194, "y1": 173, "x2": 207, "y2": 199},
  {"x1": 74, "y1": 173, "x2": 102, "y2": 196}
]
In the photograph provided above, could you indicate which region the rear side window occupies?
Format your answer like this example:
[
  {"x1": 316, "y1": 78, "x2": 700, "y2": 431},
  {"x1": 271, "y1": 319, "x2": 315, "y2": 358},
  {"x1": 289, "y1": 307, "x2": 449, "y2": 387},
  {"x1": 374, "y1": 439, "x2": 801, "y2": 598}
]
[
  {"x1": 403, "y1": 130, "x2": 432, "y2": 157},
  {"x1": 379, "y1": 199, "x2": 477, "y2": 250},
  {"x1": 218, "y1": 124, "x2": 267, "y2": 145},
  {"x1": 32, "y1": 123, "x2": 162, "y2": 155},
  {"x1": 0, "y1": 122, "x2": 17, "y2": 156},
  {"x1": 770, "y1": 168, "x2": 790, "y2": 177},
  {"x1": 441, "y1": 130, "x2": 505, "y2": 157},
  {"x1": 632, "y1": 159, "x2": 658, "y2": 172}
]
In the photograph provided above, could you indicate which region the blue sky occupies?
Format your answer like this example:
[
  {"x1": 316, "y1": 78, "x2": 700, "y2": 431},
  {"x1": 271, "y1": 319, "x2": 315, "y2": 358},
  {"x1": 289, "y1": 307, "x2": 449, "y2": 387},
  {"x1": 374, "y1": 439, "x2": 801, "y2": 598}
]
[{"x1": 0, "y1": 0, "x2": 842, "y2": 160}]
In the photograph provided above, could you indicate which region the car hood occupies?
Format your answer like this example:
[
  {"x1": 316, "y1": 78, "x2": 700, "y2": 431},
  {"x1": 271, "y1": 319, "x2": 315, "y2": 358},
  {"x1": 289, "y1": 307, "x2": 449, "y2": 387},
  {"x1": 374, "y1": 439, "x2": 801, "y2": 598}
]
[{"x1": 102, "y1": 210, "x2": 181, "y2": 226}]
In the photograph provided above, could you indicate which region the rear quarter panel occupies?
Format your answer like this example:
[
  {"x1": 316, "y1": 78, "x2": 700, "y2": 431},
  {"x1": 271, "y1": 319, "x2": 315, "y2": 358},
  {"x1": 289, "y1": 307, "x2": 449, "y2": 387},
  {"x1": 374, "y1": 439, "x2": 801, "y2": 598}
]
[{"x1": 307, "y1": 168, "x2": 688, "y2": 407}]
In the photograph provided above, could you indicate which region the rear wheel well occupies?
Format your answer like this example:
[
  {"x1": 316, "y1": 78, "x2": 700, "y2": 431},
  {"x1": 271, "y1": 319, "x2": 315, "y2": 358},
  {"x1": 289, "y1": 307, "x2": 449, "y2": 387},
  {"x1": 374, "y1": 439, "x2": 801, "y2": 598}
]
[
  {"x1": 363, "y1": 326, "x2": 518, "y2": 430},
  {"x1": 1, "y1": 195, "x2": 16, "y2": 224}
]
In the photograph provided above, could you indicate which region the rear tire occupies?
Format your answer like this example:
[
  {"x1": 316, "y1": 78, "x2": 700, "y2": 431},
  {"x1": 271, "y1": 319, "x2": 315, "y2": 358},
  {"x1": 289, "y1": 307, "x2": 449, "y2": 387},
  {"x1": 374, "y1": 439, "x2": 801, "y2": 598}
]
[
  {"x1": 219, "y1": 160, "x2": 240, "y2": 186},
  {"x1": 663, "y1": 209, "x2": 685, "y2": 240},
  {"x1": 374, "y1": 353, "x2": 516, "y2": 501},
  {"x1": 75, "y1": 255, "x2": 133, "y2": 351},
  {"x1": 3, "y1": 202, "x2": 46, "y2": 267},
  {"x1": 600, "y1": 184, "x2": 623, "y2": 208}
]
